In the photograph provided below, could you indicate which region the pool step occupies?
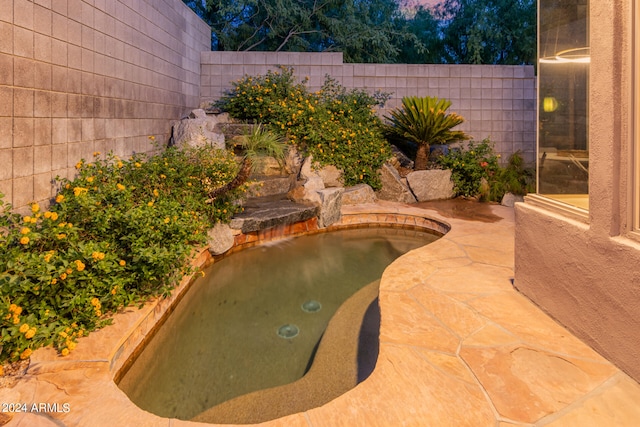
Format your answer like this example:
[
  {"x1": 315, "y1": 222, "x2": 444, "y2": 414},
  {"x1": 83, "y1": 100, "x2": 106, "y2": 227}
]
[{"x1": 191, "y1": 280, "x2": 381, "y2": 424}]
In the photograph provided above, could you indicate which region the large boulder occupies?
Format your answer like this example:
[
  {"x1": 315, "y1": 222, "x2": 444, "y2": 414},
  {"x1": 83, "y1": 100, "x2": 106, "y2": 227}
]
[
  {"x1": 288, "y1": 156, "x2": 327, "y2": 205},
  {"x1": 207, "y1": 223, "x2": 235, "y2": 255},
  {"x1": 171, "y1": 109, "x2": 226, "y2": 150},
  {"x1": 288, "y1": 166, "x2": 345, "y2": 227},
  {"x1": 287, "y1": 185, "x2": 308, "y2": 203},
  {"x1": 375, "y1": 163, "x2": 417, "y2": 204},
  {"x1": 342, "y1": 184, "x2": 377, "y2": 205},
  {"x1": 303, "y1": 175, "x2": 325, "y2": 192},
  {"x1": 300, "y1": 156, "x2": 344, "y2": 187},
  {"x1": 501, "y1": 192, "x2": 525, "y2": 207},
  {"x1": 317, "y1": 187, "x2": 344, "y2": 228},
  {"x1": 287, "y1": 176, "x2": 324, "y2": 204},
  {"x1": 317, "y1": 165, "x2": 343, "y2": 187},
  {"x1": 390, "y1": 145, "x2": 414, "y2": 170},
  {"x1": 406, "y1": 169, "x2": 455, "y2": 201},
  {"x1": 284, "y1": 145, "x2": 304, "y2": 176},
  {"x1": 299, "y1": 156, "x2": 316, "y2": 181}
]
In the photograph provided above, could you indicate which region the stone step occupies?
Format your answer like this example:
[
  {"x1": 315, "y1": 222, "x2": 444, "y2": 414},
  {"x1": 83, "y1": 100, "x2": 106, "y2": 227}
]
[
  {"x1": 246, "y1": 175, "x2": 296, "y2": 198},
  {"x1": 230, "y1": 196, "x2": 319, "y2": 233}
]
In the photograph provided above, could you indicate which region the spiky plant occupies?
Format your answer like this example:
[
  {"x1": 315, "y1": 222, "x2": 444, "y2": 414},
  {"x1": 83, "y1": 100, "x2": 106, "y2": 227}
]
[
  {"x1": 240, "y1": 124, "x2": 288, "y2": 171},
  {"x1": 384, "y1": 96, "x2": 470, "y2": 170},
  {"x1": 207, "y1": 124, "x2": 288, "y2": 201}
]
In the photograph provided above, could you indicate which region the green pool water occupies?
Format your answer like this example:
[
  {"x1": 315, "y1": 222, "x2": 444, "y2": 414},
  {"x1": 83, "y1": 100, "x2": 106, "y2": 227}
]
[{"x1": 117, "y1": 227, "x2": 439, "y2": 420}]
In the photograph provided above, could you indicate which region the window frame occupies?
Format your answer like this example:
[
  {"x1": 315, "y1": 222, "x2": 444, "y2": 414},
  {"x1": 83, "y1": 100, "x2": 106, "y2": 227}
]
[{"x1": 635, "y1": 1, "x2": 640, "y2": 231}]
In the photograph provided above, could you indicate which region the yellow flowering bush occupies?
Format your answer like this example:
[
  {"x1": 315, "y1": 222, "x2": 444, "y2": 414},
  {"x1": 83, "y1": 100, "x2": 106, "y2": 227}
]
[
  {"x1": 216, "y1": 67, "x2": 392, "y2": 189},
  {"x1": 0, "y1": 146, "x2": 244, "y2": 363}
]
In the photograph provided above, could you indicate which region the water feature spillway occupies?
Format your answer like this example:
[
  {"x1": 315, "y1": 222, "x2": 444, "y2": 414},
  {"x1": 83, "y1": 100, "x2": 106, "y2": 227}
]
[{"x1": 117, "y1": 227, "x2": 440, "y2": 421}]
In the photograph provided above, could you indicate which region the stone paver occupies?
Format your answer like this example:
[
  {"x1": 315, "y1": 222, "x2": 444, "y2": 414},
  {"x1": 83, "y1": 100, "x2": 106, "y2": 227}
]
[{"x1": 2, "y1": 201, "x2": 640, "y2": 426}]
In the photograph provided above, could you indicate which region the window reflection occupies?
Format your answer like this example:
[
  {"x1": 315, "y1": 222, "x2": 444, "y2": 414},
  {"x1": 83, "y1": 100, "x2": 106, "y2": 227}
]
[{"x1": 538, "y1": 0, "x2": 589, "y2": 210}]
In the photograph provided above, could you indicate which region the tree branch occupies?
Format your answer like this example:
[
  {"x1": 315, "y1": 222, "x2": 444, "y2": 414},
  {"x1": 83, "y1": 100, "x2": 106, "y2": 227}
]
[{"x1": 206, "y1": 158, "x2": 252, "y2": 203}]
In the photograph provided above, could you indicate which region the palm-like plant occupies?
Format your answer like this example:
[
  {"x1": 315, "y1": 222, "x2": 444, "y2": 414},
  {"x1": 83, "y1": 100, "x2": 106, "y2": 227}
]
[
  {"x1": 240, "y1": 124, "x2": 288, "y2": 171},
  {"x1": 207, "y1": 124, "x2": 287, "y2": 201},
  {"x1": 384, "y1": 96, "x2": 470, "y2": 170}
]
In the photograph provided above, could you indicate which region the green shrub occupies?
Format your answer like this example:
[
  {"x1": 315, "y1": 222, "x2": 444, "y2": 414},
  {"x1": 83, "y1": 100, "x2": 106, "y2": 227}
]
[
  {"x1": 0, "y1": 146, "x2": 244, "y2": 363},
  {"x1": 487, "y1": 151, "x2": 536, "y2": 201},
  {"x1": 215, "y1": 66, "x2": 310, "y2": 126},
  {"x1": 215, "y1": 67, "x2": 392, "y2": 189},
  {"x1": 436, "y1": 139, "x2": 535, "y2": 201},
  {"x1": 436, "y1": 138, "x2": 501, "y2": 198}
]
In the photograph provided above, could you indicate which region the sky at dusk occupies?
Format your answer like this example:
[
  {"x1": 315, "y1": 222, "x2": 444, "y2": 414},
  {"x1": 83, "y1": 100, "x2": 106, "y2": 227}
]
[{"x1": 397, "y1": 0, "x2": 440, "y2": 15}]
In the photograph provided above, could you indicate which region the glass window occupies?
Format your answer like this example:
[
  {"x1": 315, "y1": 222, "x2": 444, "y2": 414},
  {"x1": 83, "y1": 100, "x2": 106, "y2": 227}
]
[{"x1": 538, "y1": 0, "x2": 589, "y2": 210}]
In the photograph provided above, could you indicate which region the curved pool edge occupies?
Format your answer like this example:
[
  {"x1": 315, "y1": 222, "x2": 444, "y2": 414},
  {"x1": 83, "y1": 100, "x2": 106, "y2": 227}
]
[
  {"x1": 111, "y1": 204, "x2": 450, "y2": 386},
  {"x1": 220, "y1": 202, "x2": 450, "y2": 257},
  {"x1": 7, "y1": 201, "x2": 636, "y2": 427},
  {"x1": 14, "y1": 201, "x2": 452, "y2": 427}
]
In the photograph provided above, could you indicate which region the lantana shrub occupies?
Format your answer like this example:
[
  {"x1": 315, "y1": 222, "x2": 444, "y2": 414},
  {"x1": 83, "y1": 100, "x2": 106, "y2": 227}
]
[
  {"x1": 215, "y1": 66, "x2": 392, "y2": 189},
  {"x1": 0, "y1": 146, "x2": 243, "y2": 363}
]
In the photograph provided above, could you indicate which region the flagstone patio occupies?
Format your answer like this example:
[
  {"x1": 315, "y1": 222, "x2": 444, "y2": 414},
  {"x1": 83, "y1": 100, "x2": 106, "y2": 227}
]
[{"x1": 2, "y1": 201, "x2": 640, "y2": 426}]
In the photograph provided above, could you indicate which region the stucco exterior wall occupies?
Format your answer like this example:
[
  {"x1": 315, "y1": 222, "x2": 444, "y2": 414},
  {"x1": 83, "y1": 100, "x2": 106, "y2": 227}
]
[
  {"x1": 514, "y1": 0, "x2": 640, "y2": 381},
  {"x1": 515, "y1": 204, "x2": 640, "y2": 380},
  {"x1": 201, "y1": 52, "x2": 537, "y2": 165},
  {"x1": 0, "y1": 0, "x2": 210, "y2": 210}
]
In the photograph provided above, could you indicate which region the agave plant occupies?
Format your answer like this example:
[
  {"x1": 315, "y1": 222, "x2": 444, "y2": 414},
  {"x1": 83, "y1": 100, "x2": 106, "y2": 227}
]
[{"x1": 384, "y1": 96, "x2": 470, "y2": 170}]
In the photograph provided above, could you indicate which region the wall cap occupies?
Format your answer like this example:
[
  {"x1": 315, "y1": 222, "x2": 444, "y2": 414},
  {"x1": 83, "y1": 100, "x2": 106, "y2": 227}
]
[{"x1": 524, "y1": 194, "x2": 589, "y2": 224}]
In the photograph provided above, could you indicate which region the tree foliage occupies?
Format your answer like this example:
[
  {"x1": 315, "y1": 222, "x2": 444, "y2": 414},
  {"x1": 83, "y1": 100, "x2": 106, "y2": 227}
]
[
  {"x1": 187, "y1": 0, "x2": 422, "y2": 63},
  {"x1": 183, "y1": 0, "x2": 536, "y2": 65},
  {"x1": 396, "y1": 7, "x2": 443, "y2": 64},
  {"x1": 435, "y1": 0, "x2": 536, "y2": 65}
]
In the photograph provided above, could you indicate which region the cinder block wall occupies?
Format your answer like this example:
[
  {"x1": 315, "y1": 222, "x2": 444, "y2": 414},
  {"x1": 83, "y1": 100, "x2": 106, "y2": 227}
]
[
  {"x1": 0, "y1": 0, "x2": 210, "y2": 210},
  {"x1": 2, "y1": 3, "x2": 536, "y2": 211},
  {"x1": 201, "y1": 52, "x2": 536, "y2": 164}
]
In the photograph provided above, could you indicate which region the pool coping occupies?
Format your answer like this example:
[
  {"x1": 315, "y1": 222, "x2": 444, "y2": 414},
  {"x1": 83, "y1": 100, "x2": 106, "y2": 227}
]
[{"x1": 4, "y1": 201, "x2": 640, "y2": 426}]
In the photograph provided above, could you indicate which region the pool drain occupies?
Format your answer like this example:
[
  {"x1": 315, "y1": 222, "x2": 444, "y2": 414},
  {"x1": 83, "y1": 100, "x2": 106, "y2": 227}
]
[
  {"x1": 277, "y1": 324, "x2": 299, "y2": 339},
  {"x1": 301, "y1": 300, "x2": 322, "y2": 313}
]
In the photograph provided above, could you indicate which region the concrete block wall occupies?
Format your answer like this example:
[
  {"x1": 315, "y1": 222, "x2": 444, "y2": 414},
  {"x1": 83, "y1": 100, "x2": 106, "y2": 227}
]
[
  {"x1": 201, "y1": 52, "x2": 536, "y2": 164},
  {"x1": 0, "y1": 0, "x2": 210, "y2": 210},
  {"x1": 2, "y1": 3, "x2": 536, "y2": 211}
]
